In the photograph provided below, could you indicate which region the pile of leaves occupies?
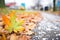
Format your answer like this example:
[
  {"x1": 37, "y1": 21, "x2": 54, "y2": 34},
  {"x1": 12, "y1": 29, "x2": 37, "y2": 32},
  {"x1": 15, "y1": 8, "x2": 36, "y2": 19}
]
[{"x1": 0, "y1": 10, "x2": 42, "y2": 40}]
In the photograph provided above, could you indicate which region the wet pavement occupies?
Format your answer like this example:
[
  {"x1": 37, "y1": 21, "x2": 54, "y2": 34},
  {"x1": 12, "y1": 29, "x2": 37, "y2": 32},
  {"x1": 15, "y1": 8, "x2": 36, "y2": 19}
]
[{"x1": 32, "y1": 12, "x2": 60, "y2": 40}]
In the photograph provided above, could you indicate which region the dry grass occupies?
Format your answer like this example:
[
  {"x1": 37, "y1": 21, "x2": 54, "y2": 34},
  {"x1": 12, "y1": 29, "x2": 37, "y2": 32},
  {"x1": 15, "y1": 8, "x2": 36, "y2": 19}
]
[{"x1": 45, "y1": 10, "x2": 60, "y2": 16}]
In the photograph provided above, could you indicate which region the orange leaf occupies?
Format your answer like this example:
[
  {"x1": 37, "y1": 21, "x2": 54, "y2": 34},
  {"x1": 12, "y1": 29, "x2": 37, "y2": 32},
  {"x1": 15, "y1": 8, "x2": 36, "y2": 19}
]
[{"x1": 2, "y1": 15, "x2": 10, "y2": 26}]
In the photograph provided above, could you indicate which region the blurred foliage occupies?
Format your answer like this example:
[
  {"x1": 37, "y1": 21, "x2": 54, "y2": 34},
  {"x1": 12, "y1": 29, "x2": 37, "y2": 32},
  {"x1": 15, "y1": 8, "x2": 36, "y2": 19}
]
[
  {"x1": 0, "y1": 8, "x2": 9, "y2": 14},
  {"x1": 0, "y1": 8, "x2": 25, "y2": 14},
  {"x1": 0, "y1": 0, "x2": 5, "y2": 8},
  {"x1": 53, "y1": 0, "x2": 56, "y2": 11}
]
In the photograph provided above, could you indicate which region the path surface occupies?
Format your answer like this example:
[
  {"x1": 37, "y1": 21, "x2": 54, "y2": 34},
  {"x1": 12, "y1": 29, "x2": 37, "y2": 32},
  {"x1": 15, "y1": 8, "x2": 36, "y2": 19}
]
[{"x1": 32, "y1": 12, "x2": 60, "y2": 40}]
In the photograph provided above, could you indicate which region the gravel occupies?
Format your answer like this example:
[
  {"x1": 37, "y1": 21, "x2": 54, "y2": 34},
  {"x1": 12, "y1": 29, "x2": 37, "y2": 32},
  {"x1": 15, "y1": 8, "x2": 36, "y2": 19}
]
[{"x1": 32, "y1": 12, "x2": 60, "y2": 40}]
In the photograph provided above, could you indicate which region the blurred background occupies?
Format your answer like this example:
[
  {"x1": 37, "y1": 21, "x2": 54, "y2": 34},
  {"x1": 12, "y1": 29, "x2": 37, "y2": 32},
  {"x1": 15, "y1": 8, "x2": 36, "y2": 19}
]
[
  {"x1": 0, "y1": 0, "x2": 60, "y2": 11},
  {"x1": 5, "y1": 0, "x2": 60, "y2": 11}
]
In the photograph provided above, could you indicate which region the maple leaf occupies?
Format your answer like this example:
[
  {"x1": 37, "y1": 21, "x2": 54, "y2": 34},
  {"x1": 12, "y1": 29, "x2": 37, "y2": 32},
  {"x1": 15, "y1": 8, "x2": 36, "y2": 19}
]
[{"x1": 2, "y1": 15, "x2": 11, "y2": 26}]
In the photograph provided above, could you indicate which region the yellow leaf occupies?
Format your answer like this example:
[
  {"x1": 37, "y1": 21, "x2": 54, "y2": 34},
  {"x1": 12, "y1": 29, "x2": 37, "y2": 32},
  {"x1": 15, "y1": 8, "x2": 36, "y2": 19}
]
[
  {"x1": 14, "y1": 29, "x2": 17, "y2": 33},
  {"x1": 9, "y1": 10, "x2": 16, "y2": 17},
  {"x1": 18, "y1": 19, "x2": 24, "y2": 25},
  {"x1": 19, "y1": 26, "x2": 25, "y2": 32},
  {"x1": 14, "y1": 26, "x2": 25, "y2": 33}
]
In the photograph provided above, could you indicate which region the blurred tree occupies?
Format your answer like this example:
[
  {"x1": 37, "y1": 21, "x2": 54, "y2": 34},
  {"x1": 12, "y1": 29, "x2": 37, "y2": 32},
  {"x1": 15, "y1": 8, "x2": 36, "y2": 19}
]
[
  {"x1": 0, "y1": 0, "x2": 5, "y2": 8},
  {"x1": 53, "y1": 0, "x2": 56, "y2": 11}
]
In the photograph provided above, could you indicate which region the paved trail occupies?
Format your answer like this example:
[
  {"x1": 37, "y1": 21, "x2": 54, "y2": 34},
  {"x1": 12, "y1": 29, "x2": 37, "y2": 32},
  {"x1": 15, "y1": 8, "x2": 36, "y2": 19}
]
[{"x1": 32, "y1": 12, "x2": 60, "y2": 40}]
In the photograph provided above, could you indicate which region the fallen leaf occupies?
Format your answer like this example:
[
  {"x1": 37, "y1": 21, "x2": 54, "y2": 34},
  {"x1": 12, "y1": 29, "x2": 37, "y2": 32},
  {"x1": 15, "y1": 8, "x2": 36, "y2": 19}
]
[
  {"x1": 10, "y1": 34, "x2": 17, "y2": 40},
  {"x1": 18, "y1": 35, "x2": 28, "y2": 40},
  {"x1": 1, "y1": 34, "x2": 6, "y2": 40}
]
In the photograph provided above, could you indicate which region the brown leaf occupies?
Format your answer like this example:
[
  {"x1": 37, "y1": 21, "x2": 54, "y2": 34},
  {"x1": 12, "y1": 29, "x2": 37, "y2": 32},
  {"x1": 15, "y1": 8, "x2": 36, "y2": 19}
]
[
  {"x1": 18, "y1": 35, "x2": 28, "y2": 40},
  {"x1": 10, "y1": 34, "x2": 17, "y2": 40},
  {"x1": 25, "y1": 31, "x2": 34, "y2": 35},
  {"x1": 1, "y1": 34, "x2": 6, "y2": 40}
]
